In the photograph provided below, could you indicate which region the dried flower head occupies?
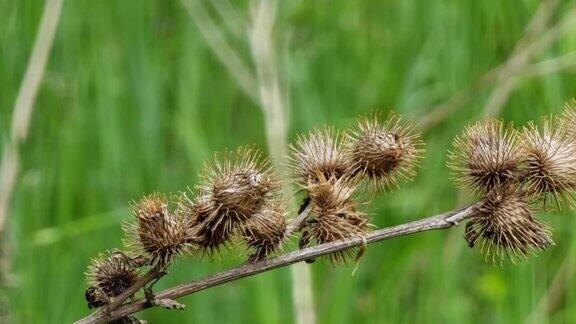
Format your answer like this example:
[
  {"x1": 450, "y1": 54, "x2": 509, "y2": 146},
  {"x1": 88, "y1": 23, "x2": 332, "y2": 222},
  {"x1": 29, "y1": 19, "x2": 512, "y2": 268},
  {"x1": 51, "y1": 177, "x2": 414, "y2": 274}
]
[
  {"x1": 199, "y1": 147, "x2": 280, "y2": 221},
  {"x1": 448, "y1": 119, "x2": 521, "y2": 194},
  {"x1": 85, "y1": 251, "x2": 139, "y2": 308},
  {"x1": 240, "y1": 200, "x2": 288, "y2": 261},
  {"x1": 301, "y1": 175, "x2": 371, "y2": 264},
  {"x1": 519, "y1": 118, "x2": 576, "y2": 206},
  {"x1": 123, "y1": 194, "x2": 192, "y2": 267},
  {"x1": 178, "y1": 192, "x2": 234, "y2": 256},
  {"x1": 561, "y1": 98, "x2": 576, "y2": 137},
  {"x1": 289, "y1": 127, "x2": 354, "y2": 187},
  {"x1": 348, "y1": 112, "x2": 424, "y2": 191},
  {"x1": 464, "y1": 186, "x2": 553, "y2": 263}
]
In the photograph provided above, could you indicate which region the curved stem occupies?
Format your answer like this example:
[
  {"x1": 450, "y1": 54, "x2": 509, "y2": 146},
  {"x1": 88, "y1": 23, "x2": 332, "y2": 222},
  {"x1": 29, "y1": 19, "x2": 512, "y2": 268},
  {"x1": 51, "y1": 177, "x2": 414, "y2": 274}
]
[{"x1": 75, "y1": 203, "x2": 480, "y2": 324}]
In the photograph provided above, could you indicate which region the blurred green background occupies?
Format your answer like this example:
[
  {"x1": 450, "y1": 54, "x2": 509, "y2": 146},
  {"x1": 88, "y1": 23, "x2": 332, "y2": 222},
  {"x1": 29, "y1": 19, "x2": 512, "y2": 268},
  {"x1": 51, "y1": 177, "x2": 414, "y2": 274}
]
[{"x1": 2, "y1": 0, "x2": 576, "y2": 323}]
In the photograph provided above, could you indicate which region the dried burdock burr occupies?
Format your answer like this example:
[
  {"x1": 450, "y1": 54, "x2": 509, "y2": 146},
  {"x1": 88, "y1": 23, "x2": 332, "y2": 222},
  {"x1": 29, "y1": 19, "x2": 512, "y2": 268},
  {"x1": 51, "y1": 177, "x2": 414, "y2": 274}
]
[
  {"x1": 464, "y1": 185, "x2": 553, "y2": 263},
  {"x1": 123, "y1": 194, "x2": 192, "y2": 267},
  {"x1": 300, "y1": 174, "x2": 371, "y2": 264},
  {"x1": 560, "y1": 98, "x2": 576, "y2": 137},
  {"x1": 179, "y1": 147, "x2": 281, "y2": 257},
  {"x1": 85, "y1": 251, "x2": 139, "y2": 308},
  {"x1": 518, "y1": 118, "x2": 576, "y2": 206},
  {"x1": 348, "y1": 112, "x2": 424, "y2": 191},
  {"x1": 289, "y1": 127, "x2": 354, "y2": 187},
  {"x1": 198, "y1": 146, "x2": 280, "y2": 221},
  {"x1": 177, "y1": 192, "x2": 234, "y2": 256},
  {"x1": 448, "y1": 119, "x2": 521, "y2": 195},
  {"x1": 240, "y1": 199, "x2": 289, "y2": 261}
]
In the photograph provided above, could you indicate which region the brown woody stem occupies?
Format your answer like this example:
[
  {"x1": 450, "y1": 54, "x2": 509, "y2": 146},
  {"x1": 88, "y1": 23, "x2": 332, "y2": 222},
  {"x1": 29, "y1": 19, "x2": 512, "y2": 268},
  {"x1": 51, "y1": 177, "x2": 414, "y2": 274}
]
[{"x1": 75, "y1": 202, "x2": 480, "y2": 324}]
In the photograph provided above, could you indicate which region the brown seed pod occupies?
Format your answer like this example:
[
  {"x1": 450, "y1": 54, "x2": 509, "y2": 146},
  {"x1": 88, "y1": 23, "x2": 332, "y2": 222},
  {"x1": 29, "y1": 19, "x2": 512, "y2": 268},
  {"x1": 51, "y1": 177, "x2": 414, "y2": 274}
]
[
  {"x1": 123, "y1": 194, "x2": 192, "y2": 267},
  {"x1": 177, "y1": 192, "x2": 235, "y2": 256},
  {"x1": 464, "y1": 186, "x2": 553, "y2": 263},
  {"x1": 198, "y1": 147, "x2": 280, "y2": 221},
  {"x1": 240, "y1": 199, "x2": 288, "y2": 261},
  {"x1": 348, "y1": 112, "x2": 424, "y2": 191},
  {"x1": 301, "y1": 175, "x2": 371, "y2": 264},
  {"x1": 519, "y1": 118, "x2": 576, "y2": 206},
  {"x1": 85, "y1": 251, "x2": 139, "y2": 308},
  {"x1": 289, "y1": 127, "x2": 354, "y2": 187},
  {"x1": 448, "y1": 119, "x2": 521, "y2": 195}
]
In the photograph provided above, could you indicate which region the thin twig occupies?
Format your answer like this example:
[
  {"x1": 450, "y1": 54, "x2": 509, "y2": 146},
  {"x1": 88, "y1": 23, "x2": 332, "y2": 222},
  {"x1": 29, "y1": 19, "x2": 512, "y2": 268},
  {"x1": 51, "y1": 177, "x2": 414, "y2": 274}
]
[
  {"x1": 482, "y1": 0, "x2": 559, "y2": 117},
  {"x1": 0, "y1": 0, "x2": 64, "y2": 233},
  {"x1": 248, "y1": 0, "x2": 289, "y2": 161},
  {"x1": 74, "y1": 202, "x2": 480, "y2": 324},
  {"x1": 211, "y1": 0, "x2": 246, "y2": 38},
  {"x1": 418, "y1": 2, "x2": 576, "y2": 129},
  {"x1": 519, "y1": 51, "x2": 576, "y2": 77},
  {"x1": 285, "y1": 198, "x2": 312, "y2": 236},
  {"x1": 180, "y1": 0, "x2": 259, "y2": 103},
  {"x1": 0, "y1": 0, "x2": 64, "y2": 322}
]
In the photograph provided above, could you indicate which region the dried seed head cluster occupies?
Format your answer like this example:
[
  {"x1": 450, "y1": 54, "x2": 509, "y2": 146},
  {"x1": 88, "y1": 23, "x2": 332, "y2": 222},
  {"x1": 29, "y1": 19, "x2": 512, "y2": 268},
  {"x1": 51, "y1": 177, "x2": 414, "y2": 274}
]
[
  {"x1": 348, "y1": 113, "x2": 424, "y2": 191},
  {"x1": 83, "y1": 106, "x2": 576, "y2": 314},
  {"x1": 519, "y1": 119, "x2": 576, "y2": 206},
  {"x1": 300, "y1": 175, "x2": 371, "y2": 264},
  {"x1": 86, "y1": 146, "x2": 288, "y2": 306},
  {"x1": 85, "y1": 251, "x2": 139, "y2": 308},
  {"x1": 289, "y1": 127, "x2": 353, "y2": 186},
  {"x1": 464, "y1": 186, "x2": 553, "y2": 263},
  {"x1": 449, "y1": 119, "x2": 521, "y2": 194},
  {"x1": 123, "y1": 194, "x2": 192, "y2": 267},
  {"x1": 179, "y1": 147, "x2": 286, "y2": 259},
  {"x1": 290, "y1": 113, "x2": 422, "y2": 264},
  {"x1": 451, "y1": 102, "x2": 576, "y2": 262}
]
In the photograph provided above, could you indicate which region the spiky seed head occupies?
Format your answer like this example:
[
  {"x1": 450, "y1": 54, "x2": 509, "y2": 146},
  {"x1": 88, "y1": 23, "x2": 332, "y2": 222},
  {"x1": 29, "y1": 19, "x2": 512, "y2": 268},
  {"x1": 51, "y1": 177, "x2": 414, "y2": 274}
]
[
  {"x1": 561, "y1": 98, "x2": 576, "y2": 137},
  {"x1": 302, "y1": 175, "x2": 371, "y2": 264},
  {"x1": 123, "y1": 194, "x2": 192, "y2": 267},
  {"x1": 178, "y1": 192, "x2": 234, "y2": 256},
  {"x1": 304, "y1": 213, "x2": 371, "y2": 265},
  {"x1": 448, "y1": 119, "x2": 521, "y2": 194},
  {"x1": 464, "y1": 186, "x2": 553, "y2": 263},
  {"x1": 240, "y1": 200, "x2": 288, "y2": 261},
  {"x1": 348, "y1": 112, "x2": 424, "y2": 191},
  {"x1": 308, "y1": 174, "x2": 359, "y2": 214},
  {"x1": 85, "y1": 251, "x2": 139, "y2": 307},
  {"x1": 199, "y1": 147, "x2": 280, "y2": 221},
  {"x1": 519, "y1": 118, "x2": 576, "y2": 206},
  {"x1": 289, "y1": 127, "x2": 354, "y2": 187}
]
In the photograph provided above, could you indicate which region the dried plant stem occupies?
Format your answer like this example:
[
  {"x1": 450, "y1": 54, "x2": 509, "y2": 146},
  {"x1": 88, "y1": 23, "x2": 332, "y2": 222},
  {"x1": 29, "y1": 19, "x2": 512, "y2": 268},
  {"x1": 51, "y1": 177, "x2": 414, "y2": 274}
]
[
  {"x1": 0, "y1": 0, "x2": 63, "y2": 322},
  {"x1": 482, "y1": 0, "x2": 565, "y2": 118},
  {"x1": 105, "y1": 266, "x2": 164, "y2": 311},
  {"x1": 0, "y1": 0, "x2": 64, "y2": 233},
  {"x1": 418, "y1": 0, "x2": 576, "y2": 129},
  {"x1": 75, "y1": 202, "x2": 480, "y2": 324},
  {"x1": 285, "y1": 199, "x2": 312, "y2": 237},
  {"x1": 180, "y1": 0, "x2": 259, "y2": 103}
]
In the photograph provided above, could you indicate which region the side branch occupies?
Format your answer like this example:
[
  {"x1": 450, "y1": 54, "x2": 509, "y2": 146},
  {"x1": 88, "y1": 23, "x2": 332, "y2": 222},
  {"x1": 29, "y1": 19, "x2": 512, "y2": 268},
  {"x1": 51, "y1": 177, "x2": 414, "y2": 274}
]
[{"x1": 75, "y1": 203, "x2": 480, "y2": 324}]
